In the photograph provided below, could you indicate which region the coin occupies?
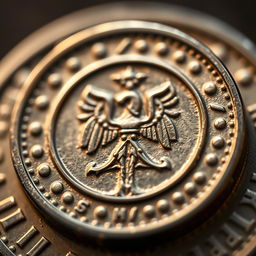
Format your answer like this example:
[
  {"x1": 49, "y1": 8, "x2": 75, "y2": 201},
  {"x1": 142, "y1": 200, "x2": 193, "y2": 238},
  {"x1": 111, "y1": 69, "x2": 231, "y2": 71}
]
[
  {"x1": 10, "y1": 19, "x2": 246, "y2": 244},
  {"x1": 0, "y1": 3, "x2": 255, "y2": 256}
]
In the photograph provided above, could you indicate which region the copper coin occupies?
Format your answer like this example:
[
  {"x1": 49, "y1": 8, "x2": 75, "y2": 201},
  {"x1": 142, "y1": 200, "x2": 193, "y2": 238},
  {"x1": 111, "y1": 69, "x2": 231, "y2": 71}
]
[
  {"x1": 8, "y1": 20, "x2": 251, "y2": 255},
  {"x1": 0, "y1": 3, "x2": 255, "y2": 256}
]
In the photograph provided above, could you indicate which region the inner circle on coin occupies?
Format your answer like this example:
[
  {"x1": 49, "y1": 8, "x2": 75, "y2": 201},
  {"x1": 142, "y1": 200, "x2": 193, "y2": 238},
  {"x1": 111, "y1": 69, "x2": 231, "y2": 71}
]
[
  {"x1": 48, "y1": 55, "x2": 207, "y2": 201},
  {"x1": 11, "y1": 21, "x2": 244, "y2": 238}
]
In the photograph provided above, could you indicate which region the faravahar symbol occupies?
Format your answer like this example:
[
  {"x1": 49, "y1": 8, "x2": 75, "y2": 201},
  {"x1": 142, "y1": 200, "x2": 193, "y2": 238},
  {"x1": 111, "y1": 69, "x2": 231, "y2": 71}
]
[{"x1": 77, "y1": 66, "x2": 180, "y2": 196}]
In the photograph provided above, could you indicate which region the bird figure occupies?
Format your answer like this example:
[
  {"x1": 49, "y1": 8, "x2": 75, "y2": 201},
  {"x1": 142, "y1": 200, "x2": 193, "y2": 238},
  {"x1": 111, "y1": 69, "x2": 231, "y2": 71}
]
[{"x1": 77, "y1": 66, "x2": 180, "y2": 196}]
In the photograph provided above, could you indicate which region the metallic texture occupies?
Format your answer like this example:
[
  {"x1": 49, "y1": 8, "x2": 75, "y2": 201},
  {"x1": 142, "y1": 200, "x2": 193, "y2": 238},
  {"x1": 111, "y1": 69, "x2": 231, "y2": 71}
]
[{"x1": 0, "y1": 2, "x2": 255, "y2": 255}]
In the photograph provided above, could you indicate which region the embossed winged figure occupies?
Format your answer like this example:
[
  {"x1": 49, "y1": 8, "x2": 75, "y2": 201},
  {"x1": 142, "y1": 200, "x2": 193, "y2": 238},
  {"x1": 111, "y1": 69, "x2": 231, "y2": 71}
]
[{"x1": 77, "y1": 66, "x2": 180, "y2": 196}]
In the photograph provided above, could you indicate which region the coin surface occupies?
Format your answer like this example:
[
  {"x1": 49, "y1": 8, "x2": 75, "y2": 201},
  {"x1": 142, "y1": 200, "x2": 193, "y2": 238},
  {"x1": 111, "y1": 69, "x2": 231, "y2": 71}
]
[
  {"x1": 10, "y1": 20, "x2": 245, "y2": 241},
  {"x1": 0, "y1": 3, "x2": 255, "y2": 255}
]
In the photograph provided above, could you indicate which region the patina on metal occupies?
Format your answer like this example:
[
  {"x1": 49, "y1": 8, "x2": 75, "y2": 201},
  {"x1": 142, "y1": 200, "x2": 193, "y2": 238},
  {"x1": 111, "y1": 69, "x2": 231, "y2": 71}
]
[
  {"x1": 9, "y1": 19, "x2": 250, "y2": 250},
  {"x1": 0, "y1": 3, "x2": 255, "y2": 256}
]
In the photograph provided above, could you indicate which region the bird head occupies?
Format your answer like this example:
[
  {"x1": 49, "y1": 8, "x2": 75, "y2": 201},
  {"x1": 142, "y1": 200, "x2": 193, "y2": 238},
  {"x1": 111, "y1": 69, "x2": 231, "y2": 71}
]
[{"x1": 111, "y1": 66, "x2": 147, "y2": 90}]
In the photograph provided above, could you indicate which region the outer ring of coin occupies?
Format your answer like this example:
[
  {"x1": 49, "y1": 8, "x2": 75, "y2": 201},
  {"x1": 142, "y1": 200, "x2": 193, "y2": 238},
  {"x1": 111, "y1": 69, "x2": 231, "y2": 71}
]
[
  {"x1": 11, "y1": 20, "x2": 245, "y2": 239},
  {"x1": 0, "y1": 240, "x2": 13, "y2": 256}
]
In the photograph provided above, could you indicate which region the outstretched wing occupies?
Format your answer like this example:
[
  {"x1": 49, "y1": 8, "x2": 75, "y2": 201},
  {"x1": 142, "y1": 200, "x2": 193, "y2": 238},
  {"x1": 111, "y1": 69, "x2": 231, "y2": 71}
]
[
  {"x1": 140, "y1": 81, "x2": 180, "y2": 149},
  {"x1": 77, "y1": 85, "x2": 118, "y2": 154}
]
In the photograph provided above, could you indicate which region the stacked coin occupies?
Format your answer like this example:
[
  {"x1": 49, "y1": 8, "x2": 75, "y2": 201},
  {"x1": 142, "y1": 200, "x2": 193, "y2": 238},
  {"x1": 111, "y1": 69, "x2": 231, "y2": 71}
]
[{"x1": 0, "y1": 3, "x2": 255, "y2": 256}]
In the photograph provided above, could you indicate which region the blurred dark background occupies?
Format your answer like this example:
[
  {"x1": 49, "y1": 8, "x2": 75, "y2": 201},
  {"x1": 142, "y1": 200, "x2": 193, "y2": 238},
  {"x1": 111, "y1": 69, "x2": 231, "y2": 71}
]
[{"x1": 0, "y1": 0, "x2": 255, "y2": 59}]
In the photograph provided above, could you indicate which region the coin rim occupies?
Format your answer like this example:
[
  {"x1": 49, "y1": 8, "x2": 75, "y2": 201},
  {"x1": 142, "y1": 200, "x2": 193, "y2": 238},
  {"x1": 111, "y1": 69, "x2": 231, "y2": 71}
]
[{"x1": 0, "y1": 240, "x2": 14, "y2": 256}]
